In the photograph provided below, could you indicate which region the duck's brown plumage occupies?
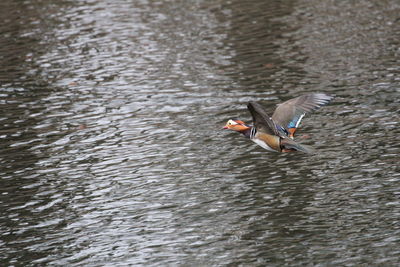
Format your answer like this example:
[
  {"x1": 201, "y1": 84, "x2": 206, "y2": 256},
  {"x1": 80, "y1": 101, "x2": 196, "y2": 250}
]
[{"x1": 247, "y1": 101, "x2": 314, "y2": 153}]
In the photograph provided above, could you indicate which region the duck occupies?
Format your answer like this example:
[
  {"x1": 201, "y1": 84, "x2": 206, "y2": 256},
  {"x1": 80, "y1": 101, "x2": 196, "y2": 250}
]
[{"x1": 223, "y1": 93, "x2": 333, "y2": 153}]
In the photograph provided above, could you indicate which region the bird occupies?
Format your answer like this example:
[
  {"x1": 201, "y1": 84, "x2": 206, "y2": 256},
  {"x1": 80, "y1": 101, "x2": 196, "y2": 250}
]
[{"x1": 223, "y1": 93, "x2": 333, "y2": 153}]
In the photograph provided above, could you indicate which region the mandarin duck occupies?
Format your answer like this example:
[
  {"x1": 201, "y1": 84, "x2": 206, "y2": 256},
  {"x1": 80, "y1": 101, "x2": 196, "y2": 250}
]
[{"x1": 223, "y1": 93, "x2": 332, "y2": 153}]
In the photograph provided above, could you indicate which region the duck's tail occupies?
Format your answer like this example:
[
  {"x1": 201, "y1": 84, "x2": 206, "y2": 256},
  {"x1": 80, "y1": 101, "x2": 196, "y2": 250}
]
[{"x1": 281, "y1": 138, "x2": 315, "y2": 154}]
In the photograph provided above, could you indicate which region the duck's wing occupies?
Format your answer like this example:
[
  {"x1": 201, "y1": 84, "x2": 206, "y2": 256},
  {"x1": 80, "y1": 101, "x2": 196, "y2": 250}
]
[
  {"x1": 247, "y1": 101, "x2": 279, "y2": 136},
  {"x1": 271, "y1": 93, "x2": 332, "y2": 137}
]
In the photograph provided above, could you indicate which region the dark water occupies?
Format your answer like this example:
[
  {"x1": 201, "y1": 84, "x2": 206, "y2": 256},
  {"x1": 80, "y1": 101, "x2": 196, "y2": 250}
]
[{"x1": 1, "y1": 0, "x2": 399, "y2": 265}]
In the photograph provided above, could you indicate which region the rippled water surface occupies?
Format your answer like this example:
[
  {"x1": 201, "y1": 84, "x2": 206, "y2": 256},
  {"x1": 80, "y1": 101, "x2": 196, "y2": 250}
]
[{"x1": 1, "y1": 0, "x2": 399, "y2": 265}]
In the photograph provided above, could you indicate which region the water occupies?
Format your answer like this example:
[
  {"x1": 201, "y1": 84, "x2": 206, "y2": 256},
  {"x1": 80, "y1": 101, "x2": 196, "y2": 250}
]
[{"x1": 1, "y1": 0, "x2": 399, "y2": 265}]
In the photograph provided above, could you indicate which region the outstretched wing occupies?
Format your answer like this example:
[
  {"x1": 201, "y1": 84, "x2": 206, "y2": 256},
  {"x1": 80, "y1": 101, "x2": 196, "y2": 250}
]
[
  {"x1": 271, "y1": 93, "x2": 332, "y2": 136},
  {"x1": 247, "y1": 102, "x2": 279, "y2": 136}
]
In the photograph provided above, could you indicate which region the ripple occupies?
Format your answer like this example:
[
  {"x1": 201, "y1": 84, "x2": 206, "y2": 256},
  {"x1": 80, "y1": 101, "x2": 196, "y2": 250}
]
[{"x1": 1, "y1": 0, "x2": 400, "y2": 266}]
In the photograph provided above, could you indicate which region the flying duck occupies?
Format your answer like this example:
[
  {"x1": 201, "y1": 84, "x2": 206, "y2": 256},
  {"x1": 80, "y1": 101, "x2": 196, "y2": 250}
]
[{"x1": 223, "y1": 93, "x2": 333, "y2": 153}]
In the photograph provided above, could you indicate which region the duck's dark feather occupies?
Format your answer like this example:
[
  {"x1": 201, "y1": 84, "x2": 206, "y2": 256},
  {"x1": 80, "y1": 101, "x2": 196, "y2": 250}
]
[{"x1": 247, "y1": 102, "x2": 279, "y2": 136}]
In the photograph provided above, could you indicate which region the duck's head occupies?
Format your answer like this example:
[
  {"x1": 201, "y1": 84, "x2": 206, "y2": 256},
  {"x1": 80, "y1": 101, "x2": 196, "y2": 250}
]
[{"x1": 223, "y1": 119, "x2": 251, "y2": 132}]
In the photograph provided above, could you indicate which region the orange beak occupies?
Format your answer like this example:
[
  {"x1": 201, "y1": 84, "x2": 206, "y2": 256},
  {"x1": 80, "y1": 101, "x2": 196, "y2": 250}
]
[{"x1": 223, "y1": 125, "x2": 228, "y2": 129}]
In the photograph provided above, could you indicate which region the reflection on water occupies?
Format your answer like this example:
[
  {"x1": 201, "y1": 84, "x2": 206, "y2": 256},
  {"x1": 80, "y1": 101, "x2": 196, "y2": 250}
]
[{"x1": 1, "y1": 0, "x2": 399, "y2": 265}]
